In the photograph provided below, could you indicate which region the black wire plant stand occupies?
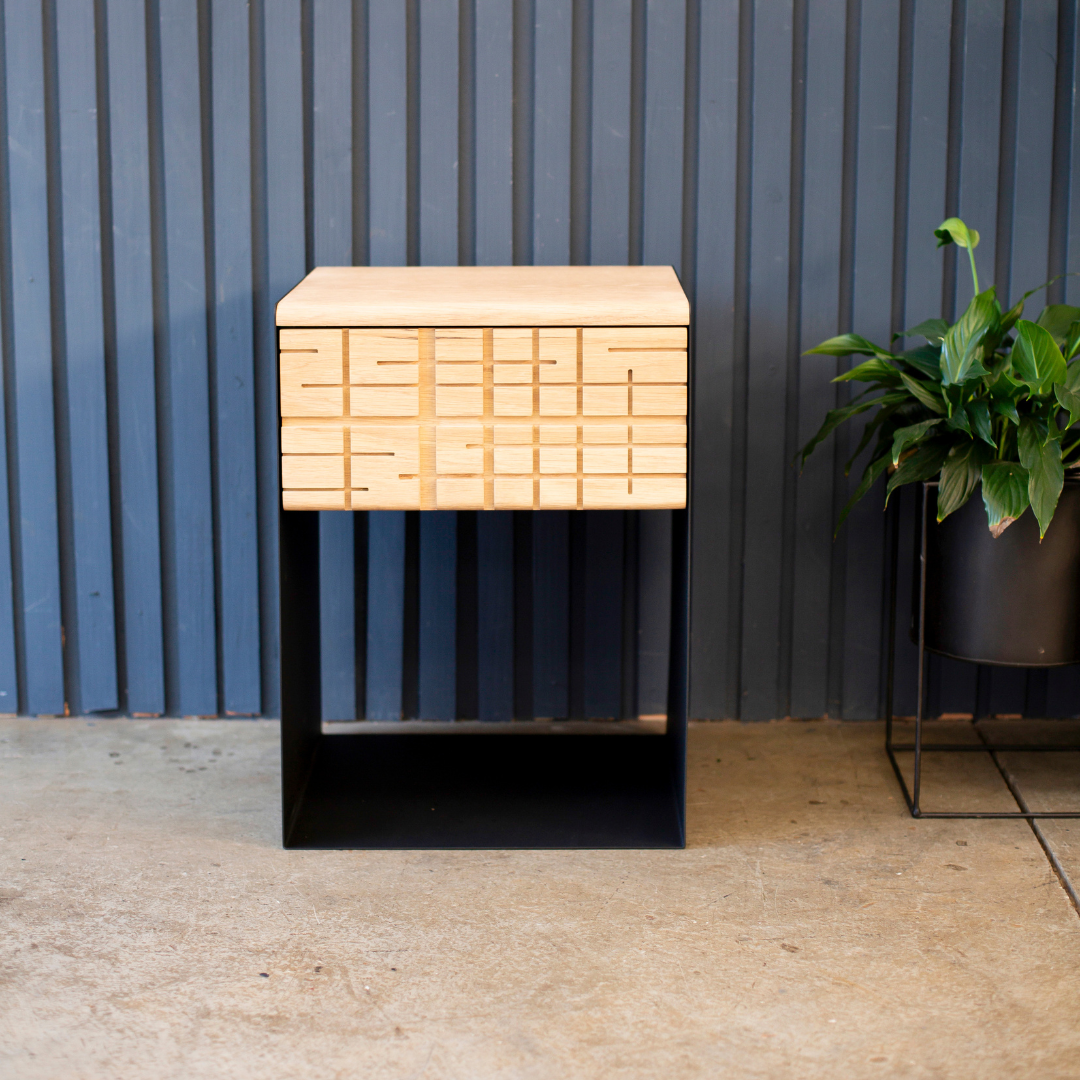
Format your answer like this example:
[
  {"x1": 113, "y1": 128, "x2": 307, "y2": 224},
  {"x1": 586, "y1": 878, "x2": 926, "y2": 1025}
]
[{"x1": 883, "y1": 481, "x2": 1080, "y2": 823}]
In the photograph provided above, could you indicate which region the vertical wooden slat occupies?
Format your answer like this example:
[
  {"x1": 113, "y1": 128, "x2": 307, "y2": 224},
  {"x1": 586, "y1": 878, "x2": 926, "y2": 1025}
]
[
  {"x1": 512, "y1": 508, "x2": 532, "y2": 716},
  {"x1": 903, "y1": 1, "x2": 951, "y2": 322},
  {"x1": 635, "y1": 0, "x2": 683, "y2": 717},
  {"x1": 1006, "y1": 0, "x2": 1059, "y2": 719},
  {"x1": 313, "y1": 0, "x2": 355, "y2": 721},
  {"x1": 838, "y1": 0, "x2": 900, "y2": 720},
  {"x1": 477, "y1": 508, "x2": 513, "y2": 720},
  {"x1": 1004, "y1": 0, "x2": 1057, "y2": 310},
  {"x1": 790, "y1": 0, "x2": 846, "y2": 719},
  {"x1": 472, "y1": 3, "x2": 516, "y2": 721},
  {"x1": 687, "y1": 0, "x2": 740, "y2": 719},
  {"x1": 532, "y1": 510, "x2": 568, "y2": 716},
  {"x1": 419, "y1": 0, "x2": 458, "y2": 265},
  {"x1": 419, "y1": 511, "x2": 456, "y2": 718},
  {"x1": 896, "y1": 0, "x2": 969, "y2": 718},
  {"x1": 210, "y1": 0, "x2": 261, "y2": 715},
  {"x1": 475, "y1": 0, "x2": 512, "y2": 264},
  {"x1": 636, "y1": 508, "x2": 670, "y2": 715},
  {"x1": 583, "y1": 511, "x2": 622, "y2": 717},
  {"x1": 53, "y1": 0, "x2": 117, "y2": 713},
  {"x1": 363, "y1": 0, "x2": 409, "y2": 718},
  {"x1": 532, "y1": 0, "x2": 571, "y2": 264},
  {"x1": 953, "y1": 0, "x2": 1004, "y2": 315},
  {"x1": 589, "y1": 0, "x2": 631, "y2": 265},
  {"x1": 4, "y1": 0, "x2": 64, "y2": 715},
  {"x1": 259, "y1": 1, "x2": 307, "y2": 716},
  {"x1": 581, "y1": 0, "x2": 633, "y2": 716},
  {"x1": 313, "y1": 0, "x2": 353, "y2": 264},
  {"x1": 529, "y1": 0, "x2": 572, "y2": 715},
  {"x1": 947, "y1": 0, "x2": 1005, "y2": 719},
  {"x1": 0, "y1": 189, "x2": 15, "y2": 717},
  {"x1": 154, "y1": 0, "x2": 216, "y2": 715},
  {"x1": 739, "y1": 0, "x2": 793, "y2": 722},
  {"x1": 413, "y1": 0, "x2": 460, "y2": 717},
  {"x1": 0, "y1": 7, "x2": 22, "y2": 714},
  {"x1": 1049, "y1": 0, "x2": 1080, "y2": 720},
  {"x1": 319, "y1": 513, "x2": 354, "y2": 719},
  {"x1": 367, "y1": 510, "x2": 406, "y2": 719},
  {"x1": 368, "y1": 0, "x2": 408, "y2": 266},
  {"x1": 1068, "y1": 0, "x2": 1080, "y2": 308},
  {"x1": 641, "y1": 0, "x2": 684, "y2": 274},
  {"x1": 103, "y1": 0, "x2": 165, "y2": 715}
]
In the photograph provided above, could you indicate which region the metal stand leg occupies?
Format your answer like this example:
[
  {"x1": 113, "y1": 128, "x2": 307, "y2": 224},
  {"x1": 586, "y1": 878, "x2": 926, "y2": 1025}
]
[{"x1": 884, "y1": 482, "x2": 1080, "y2": 819}]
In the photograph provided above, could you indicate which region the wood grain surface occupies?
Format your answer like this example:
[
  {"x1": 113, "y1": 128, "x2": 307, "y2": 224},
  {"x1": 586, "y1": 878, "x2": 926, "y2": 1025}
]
[
  {"x1": 281, "y1": 325, "x2": 687, "y2": 510},
  {"x1": 275, "y1": 265, "x2": 690, "y2": 326}
]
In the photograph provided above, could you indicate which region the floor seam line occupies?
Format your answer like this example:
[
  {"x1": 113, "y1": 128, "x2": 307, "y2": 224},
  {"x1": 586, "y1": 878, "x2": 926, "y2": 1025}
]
[{"x1": 988, "y1": 747, "x2": 1080, "y2": 920}]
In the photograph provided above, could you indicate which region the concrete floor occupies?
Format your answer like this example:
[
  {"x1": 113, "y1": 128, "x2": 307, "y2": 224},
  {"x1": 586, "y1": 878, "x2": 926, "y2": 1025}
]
[{"x1": 2, "y1": 718, "x2": 1080, "y2": 1079}]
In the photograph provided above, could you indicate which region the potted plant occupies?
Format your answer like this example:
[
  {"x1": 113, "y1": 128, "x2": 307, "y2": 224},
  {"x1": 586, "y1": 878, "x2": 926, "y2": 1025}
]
[{"x1": 800, "y1": 219, "x2": 1080, "y2": 665}]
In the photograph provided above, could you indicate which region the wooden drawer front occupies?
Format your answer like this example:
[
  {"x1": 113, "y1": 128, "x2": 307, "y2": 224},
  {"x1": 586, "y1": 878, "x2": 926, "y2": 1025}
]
[{"x1": 280, "y1": 326, "x2": 687, "y2": 510}]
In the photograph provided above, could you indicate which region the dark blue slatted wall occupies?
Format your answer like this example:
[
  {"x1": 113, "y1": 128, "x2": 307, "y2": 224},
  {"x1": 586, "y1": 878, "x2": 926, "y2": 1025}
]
[{"x1": 3, "y1": 0, "x2": 1079, "y2": 720}]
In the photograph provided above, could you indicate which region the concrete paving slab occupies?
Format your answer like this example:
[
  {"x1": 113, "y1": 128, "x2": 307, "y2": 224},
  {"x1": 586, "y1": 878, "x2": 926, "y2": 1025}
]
[{"x1": 1, "y1": 718, "x2": 1079, "y2": 1080}]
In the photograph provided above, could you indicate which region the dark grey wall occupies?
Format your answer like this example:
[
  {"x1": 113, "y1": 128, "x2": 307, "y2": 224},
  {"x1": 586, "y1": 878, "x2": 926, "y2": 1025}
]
[{"x1": 0, "y1": 0, "x2": 1076, "y2": 719}]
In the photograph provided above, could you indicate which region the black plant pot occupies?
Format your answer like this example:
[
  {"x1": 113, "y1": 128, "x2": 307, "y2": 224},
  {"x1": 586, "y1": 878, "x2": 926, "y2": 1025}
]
[{"x1": 922, "y1": 478, "x2": 1080, "y2": 667}]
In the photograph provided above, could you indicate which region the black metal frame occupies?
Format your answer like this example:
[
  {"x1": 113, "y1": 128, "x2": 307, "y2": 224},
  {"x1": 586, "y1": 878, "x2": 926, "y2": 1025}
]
[
  {"x1": 277, "y1": 326, "x2": 692, "y2": 849},
  {"x1": 884, "y1": 481, "x2": 1080, "y2": 820}
]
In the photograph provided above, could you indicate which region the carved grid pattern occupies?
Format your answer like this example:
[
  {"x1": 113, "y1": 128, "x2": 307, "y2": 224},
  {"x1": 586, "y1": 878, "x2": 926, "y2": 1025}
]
[{"x1": 280, "y1": 326, "x2": 687, "y2": 511}]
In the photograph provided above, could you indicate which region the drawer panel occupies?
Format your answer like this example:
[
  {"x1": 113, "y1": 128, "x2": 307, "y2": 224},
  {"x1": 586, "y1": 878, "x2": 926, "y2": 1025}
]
[{"x1": 280, "y1": 325, "x2": 686, "y2": 510}]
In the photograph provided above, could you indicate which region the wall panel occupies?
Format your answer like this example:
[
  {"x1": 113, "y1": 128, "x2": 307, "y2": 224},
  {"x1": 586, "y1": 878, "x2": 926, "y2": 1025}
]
[{"x1": 0, "y1": 0, "x2": 1076, "y2": 721}]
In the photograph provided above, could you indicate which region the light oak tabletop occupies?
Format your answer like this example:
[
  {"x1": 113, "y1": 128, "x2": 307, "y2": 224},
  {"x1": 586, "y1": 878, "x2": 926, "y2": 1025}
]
[{"x1": 276, "y1": 265, "x2": 690, "y2": 327}]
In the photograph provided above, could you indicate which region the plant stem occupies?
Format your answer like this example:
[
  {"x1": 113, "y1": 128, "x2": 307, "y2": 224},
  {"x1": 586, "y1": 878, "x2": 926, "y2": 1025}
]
[
  {"x1": 967, "y1": 243, "x2": 980, "y2": 295},
  {"x1": 1063, "y1": 435, "x2": 1080, "y2": 461}
]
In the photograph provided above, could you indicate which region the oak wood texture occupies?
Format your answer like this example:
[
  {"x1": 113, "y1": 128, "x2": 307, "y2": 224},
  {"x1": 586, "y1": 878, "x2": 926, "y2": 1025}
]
[
  {"x1": 279, "y1": 266, "x2": 689, "y2": 511},
  {"x1": 276, "y1": 265, "x2": 690, "y2": 327},
  {"x1": 281, "y1": 323, "x2": 688, "y2": 510}
]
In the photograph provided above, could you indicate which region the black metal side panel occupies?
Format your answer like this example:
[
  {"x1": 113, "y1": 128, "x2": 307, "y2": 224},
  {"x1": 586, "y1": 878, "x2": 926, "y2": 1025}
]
[
  {"x1": 279, "y1": 508, "x2": 322, "y2": 845},
  {"x1": 667, "y1": 506, "x2": 690, "y2": 845}
]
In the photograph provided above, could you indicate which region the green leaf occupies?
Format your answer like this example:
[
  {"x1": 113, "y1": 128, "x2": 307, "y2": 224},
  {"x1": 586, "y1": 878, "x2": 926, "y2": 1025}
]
[
  {"x1": 946, "y1": 407, "x2": 972, "y2": 435},
  {"x1": 898, "y1": 344, "x2": 943, "y2": 380},
  {"x1": 1027, "y1": 435, "x2": 1064, "y2": 538},
  {"x1": 999, "y1": 297, "x2": 1025, "y2": 334},
  {"x1": 885, "y1": 440, "x2": 952, "y2": 503},
  {"x1": 843, "y1": 402, "x2": 905, "y2": 475},
  {"x1": 1054, "y1": 381, "x2": 1080, "y2": 429},
  {"x1": 1018, "y1": 415, "x2": 1050, "y2": 468},
  {"x1": 968, "y1": 399, "x2": 994, "y2": 446},
  {"x1": 1012, "y1": 320, "x2": 1067, "y2": 395},
  {"x1": 1064, "y1": 321, "x2": 1080, "y2": 361},
  {"x1": 934, "y1": 218, "x2": 980, "y2": 249},
  {"x1": 806, "y1": 333, "x2": 895, "y2": 360},
  {"x1": 890, "y1": 419, "x2": 943, "y2": 465},
  {"x1": 899, "y1": 372, "x2": 947, "y2": 414},
  {"x1": 835, "y1": 453, "x2": 892, "y2": 535},
  {"x1": 981, "y1": 462, "x2": 1030, "y2": 537},
  {"x1": 832, "y1": 357, "x2": 903, "y2": 385},
  {"x1": 797, "y1": 393, "x2": 902, "y2": 468},
  {"x1": 937, "y1": 441, "x2": 990, "y2": 521},
  {"x1": 1035, "y1": 304, "x2": 1080, "y2": 347},
  {"x1": 895, "y1": 319, "x2": 949, "y2": 345},
  {"x1": 941, "y1": 289, "x2": 997, "y2": 385},
  {"x1": 992, "y1": 397, "x2": 1021, "y2": 425},
  {"x1": 1067, "y1": 360, "x2": 1080, "y2": 391}
]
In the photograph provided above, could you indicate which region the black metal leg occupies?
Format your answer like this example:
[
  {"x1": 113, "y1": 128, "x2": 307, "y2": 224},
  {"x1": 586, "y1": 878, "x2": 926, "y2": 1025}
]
[
  {"x1": 884, "y1": 493, "x2": 899, "y2": 750},
  {"x1": 912, "y1": 484, "x2": 929, "y2": 816}
]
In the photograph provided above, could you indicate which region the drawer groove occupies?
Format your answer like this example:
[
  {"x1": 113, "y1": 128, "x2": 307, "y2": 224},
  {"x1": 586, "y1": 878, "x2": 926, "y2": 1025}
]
[{"x1": 280, "y1": 325, "x2": 687, "y2": 511}]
